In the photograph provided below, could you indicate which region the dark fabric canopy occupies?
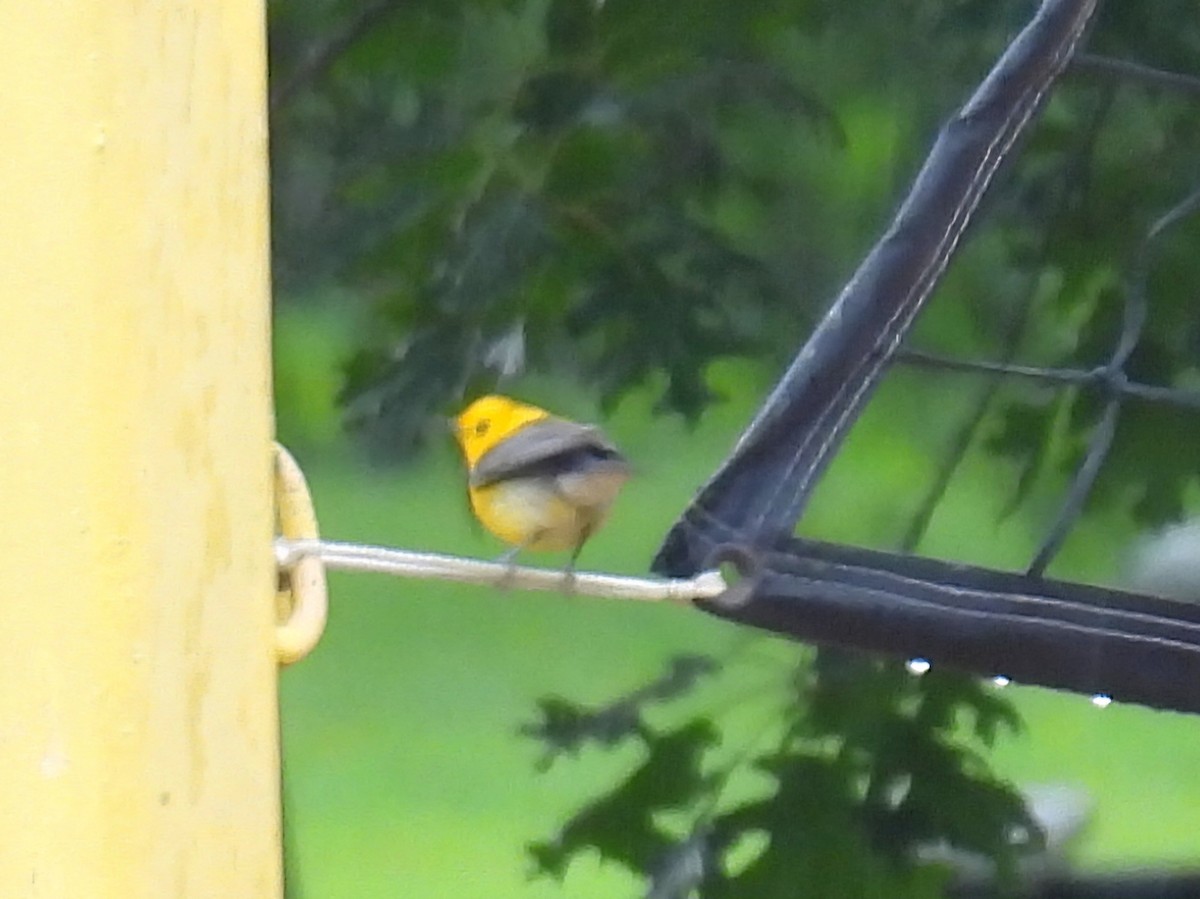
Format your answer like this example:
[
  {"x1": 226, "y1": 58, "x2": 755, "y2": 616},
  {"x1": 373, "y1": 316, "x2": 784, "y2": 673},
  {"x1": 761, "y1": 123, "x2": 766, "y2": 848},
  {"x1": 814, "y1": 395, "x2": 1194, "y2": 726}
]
[{"x1": 653, "y1": 0, "x2": 1200, "y2": 715}]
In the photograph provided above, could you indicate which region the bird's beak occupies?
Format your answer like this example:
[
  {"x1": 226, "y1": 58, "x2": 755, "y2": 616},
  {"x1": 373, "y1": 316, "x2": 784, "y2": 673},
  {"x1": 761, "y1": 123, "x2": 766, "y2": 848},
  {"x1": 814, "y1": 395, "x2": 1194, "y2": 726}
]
[{"x1": 446, "y1": 416, "x2": 460, "y2": 437}]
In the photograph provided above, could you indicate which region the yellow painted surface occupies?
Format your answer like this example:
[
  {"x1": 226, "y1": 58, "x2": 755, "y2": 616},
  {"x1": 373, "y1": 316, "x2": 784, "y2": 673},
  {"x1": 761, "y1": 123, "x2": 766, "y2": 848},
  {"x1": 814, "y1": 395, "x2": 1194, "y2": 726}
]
[{"x1": 0, "y1": 3, "x2": 281, "y2": 897}]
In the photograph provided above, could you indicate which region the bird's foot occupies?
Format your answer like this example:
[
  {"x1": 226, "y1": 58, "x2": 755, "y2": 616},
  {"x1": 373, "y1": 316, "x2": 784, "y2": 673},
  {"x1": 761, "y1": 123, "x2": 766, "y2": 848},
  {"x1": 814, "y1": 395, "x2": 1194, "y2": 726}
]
[{"x1": 493, "y1": 547, "x2": 521, "y2": 590}]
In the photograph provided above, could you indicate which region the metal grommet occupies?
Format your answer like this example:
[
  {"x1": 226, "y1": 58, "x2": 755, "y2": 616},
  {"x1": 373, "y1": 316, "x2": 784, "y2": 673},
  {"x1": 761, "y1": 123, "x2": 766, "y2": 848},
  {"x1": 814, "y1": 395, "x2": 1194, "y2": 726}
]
[
  {"x1": 702, "y1": 543, "x2": 761, "y2": 609},
  {"x1": 273, "y1": 443, "x2": 328, "y2": 665}
]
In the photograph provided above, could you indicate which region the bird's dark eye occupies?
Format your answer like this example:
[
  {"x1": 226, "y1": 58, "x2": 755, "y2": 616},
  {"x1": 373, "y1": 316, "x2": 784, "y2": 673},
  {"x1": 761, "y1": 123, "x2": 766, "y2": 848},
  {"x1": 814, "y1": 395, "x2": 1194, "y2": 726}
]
[{"x1": 474, "y1": 419, "x2": 490, "y2": 437}]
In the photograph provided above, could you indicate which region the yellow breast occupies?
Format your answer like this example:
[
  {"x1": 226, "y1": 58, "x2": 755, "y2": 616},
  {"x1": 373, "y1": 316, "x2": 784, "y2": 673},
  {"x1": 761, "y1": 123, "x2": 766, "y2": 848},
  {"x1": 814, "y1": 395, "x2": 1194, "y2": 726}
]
[{"x1": 468, "y1": 476, "x2": 597, "y2": 552}]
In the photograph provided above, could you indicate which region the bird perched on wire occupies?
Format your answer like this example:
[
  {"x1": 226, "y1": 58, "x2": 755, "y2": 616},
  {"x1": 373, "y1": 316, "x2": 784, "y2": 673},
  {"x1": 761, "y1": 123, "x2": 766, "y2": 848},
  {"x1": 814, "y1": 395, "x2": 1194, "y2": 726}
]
[{"x1": 452, "y1": 395, "x2": 631, "y2": 573}]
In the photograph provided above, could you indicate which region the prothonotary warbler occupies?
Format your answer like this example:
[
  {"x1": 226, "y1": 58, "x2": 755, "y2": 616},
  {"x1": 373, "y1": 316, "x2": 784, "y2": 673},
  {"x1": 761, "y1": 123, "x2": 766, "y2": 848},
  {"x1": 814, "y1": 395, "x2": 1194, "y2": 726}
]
[{"x1": 452, "y1": 395, "x2": 631, "y2": 571}]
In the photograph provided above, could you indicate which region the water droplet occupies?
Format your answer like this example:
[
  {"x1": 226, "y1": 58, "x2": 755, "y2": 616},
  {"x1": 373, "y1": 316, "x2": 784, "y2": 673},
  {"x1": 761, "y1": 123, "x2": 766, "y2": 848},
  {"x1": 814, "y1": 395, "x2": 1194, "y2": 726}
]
[{"x1": 1009, "y1": 824, "x2": 1032, "y2": 845}]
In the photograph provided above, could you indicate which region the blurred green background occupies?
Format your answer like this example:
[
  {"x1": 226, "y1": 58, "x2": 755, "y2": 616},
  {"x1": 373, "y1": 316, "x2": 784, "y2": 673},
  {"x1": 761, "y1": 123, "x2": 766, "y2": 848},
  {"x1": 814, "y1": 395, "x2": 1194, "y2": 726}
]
[
  {"x1": 276, "y1": 305, "x2": 1200, "y2": 898},
  {"x1": 268, "y1": 0, "x2": 1200, "y2": 895}
]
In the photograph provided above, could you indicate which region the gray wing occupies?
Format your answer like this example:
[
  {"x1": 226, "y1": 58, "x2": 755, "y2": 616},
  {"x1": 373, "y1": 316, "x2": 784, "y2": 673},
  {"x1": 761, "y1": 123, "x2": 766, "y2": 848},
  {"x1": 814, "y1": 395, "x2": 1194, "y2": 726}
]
[{"x1": 469, "y1": 418, "x2": 623, "y2": 488}]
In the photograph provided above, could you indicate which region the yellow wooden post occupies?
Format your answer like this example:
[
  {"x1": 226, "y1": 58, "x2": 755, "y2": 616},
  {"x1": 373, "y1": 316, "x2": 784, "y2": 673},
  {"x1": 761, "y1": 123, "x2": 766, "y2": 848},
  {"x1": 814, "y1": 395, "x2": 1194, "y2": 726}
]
[{"x1": 0, "y1": 3, "x2": 281, "y2": 896}]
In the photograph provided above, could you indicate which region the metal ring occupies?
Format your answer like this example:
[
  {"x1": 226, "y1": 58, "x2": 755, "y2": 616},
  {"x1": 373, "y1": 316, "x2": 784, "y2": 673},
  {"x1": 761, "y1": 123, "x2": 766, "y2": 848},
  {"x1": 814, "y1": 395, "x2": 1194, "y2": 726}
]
[
  {"x1": 702, "y1": 543, "x2": 761, "y2": 609},
  {"x1": 274, "y1": 443, "x2": 328, "y2": 665}
]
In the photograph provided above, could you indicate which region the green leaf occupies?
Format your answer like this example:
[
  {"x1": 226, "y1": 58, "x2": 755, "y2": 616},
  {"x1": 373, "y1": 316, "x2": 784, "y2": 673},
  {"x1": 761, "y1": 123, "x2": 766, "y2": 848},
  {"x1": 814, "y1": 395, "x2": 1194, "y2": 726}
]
[{"x1": 528, "y1": 721, "x2": 720, "y2": 880}]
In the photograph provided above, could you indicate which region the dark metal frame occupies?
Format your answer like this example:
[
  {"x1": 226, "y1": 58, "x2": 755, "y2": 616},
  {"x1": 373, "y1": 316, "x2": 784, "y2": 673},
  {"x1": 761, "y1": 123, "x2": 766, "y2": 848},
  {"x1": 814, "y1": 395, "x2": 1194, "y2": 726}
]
[{"x1": 653, "y1": 0, "x2": 1200, "y2": 714}]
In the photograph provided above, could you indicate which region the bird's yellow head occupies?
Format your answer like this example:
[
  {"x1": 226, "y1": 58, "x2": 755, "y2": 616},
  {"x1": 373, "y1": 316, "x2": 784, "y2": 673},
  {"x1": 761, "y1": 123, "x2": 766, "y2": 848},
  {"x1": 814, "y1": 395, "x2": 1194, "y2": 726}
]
[{"x1": 453, "y1": 394, "x2": 550, "y2": 468}]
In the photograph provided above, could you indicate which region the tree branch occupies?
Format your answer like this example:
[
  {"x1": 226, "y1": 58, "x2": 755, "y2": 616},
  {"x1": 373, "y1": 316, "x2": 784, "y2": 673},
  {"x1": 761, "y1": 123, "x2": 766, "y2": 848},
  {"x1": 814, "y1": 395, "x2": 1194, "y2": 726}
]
[{"x1": 270, "y1": 0, "x2": 407, "y2": 114}]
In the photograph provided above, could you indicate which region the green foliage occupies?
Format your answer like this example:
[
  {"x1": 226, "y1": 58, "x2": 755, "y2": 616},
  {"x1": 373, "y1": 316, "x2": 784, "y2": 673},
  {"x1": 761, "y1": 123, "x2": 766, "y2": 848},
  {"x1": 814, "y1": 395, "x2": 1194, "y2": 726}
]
[
  {"x1": 522, "y1": 652, "x2": 1035, "y2": 898},
  {"x1": 530, "y1": 720, "x2": 721, "y2": 881},
  {"x1": 270, "y1": 1, "x2": 1200, "y2": 894},
  {"x1": 270, "y1": 0, "x2": 937, "y2": 451},
  {"x1": 520, "y1": 654, "x2": 719, "y2": 769},
  {"x1": 271, "y1": 0, "x2": 1200, "y2": 531},
  {"x1": 953, "y1": 1, "x2": 1200, "y2": 529}
]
